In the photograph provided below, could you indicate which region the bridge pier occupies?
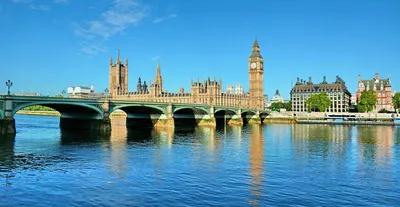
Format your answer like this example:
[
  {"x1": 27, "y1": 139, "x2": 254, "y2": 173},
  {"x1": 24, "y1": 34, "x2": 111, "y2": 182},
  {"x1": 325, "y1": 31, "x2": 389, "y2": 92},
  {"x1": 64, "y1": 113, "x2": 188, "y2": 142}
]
[
  {"x1": 248, "y1": 117, "x2": 261, "y2": 124},
  {"x1": 228, "y1": 117, "x2": 244, "y2": 126},
  {"x1": 60, "y1": 117, "x2": 111, "y2": 131},
  {"x1": 0, "y1": 118, "x2": 16, "y2": 134}
]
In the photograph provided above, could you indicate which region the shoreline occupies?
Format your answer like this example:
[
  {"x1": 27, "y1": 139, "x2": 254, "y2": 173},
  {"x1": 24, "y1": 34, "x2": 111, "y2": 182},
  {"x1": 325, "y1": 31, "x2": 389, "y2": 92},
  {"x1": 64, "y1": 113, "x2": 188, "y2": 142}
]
[
  {"x1": 16, "y1": 110, "x2": 61, "y2": 117},
  {"x1": 16, "y1": 110, "x2": 128, "y2": 118},
  {"x1": 14, "y1": 111, "x2": 400, "y2": 126}
]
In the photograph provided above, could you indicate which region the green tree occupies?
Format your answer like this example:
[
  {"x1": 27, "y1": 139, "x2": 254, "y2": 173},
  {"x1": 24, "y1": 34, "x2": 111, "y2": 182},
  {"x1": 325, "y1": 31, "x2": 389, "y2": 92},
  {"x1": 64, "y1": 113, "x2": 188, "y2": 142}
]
[
  {"x1": 393, "y1": 93, "x2": 400, "y2": 112},
  {"x1": 23, "y1": 105, "x2": 55, "y2": 111},
  {"x1": 306, "y1": 92, "x2": 332, "y2": 112},
  {"x1": 269, "y1": 101, "x2": 291, "y2": 111},
  {"x1": 357, "y1": 90, "x2": 376, "y2": 112},
  {"x1": 285, "y1": 101, "x2": 292, "y2": 111}
]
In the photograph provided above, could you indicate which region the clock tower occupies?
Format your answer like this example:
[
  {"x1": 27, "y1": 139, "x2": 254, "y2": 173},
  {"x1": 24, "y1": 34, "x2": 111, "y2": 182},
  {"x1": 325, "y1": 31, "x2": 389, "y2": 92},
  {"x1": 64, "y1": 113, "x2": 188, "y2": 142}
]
[{"x1": 248, "y1": 37, "x2": 264, "y2": 110}]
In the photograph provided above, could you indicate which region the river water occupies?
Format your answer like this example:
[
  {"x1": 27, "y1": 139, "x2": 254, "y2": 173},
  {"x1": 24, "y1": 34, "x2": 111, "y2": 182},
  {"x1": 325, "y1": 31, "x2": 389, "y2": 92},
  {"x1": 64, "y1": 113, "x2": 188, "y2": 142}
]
[{"x1": 1, "y1": 115, "x2": 400, "y2": 206}]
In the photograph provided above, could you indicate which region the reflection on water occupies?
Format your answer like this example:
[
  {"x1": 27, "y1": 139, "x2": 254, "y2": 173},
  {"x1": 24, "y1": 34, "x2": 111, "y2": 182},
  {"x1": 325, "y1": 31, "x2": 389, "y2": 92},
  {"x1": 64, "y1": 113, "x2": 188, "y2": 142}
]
[
  {"x1": 1, "y1": 115, "x2": 400, "y2": 206},
  {"x1": 291, "y1": 124, "x2": 351, "y2": 159},
  {"x1": 357, "y1": 125, "x2": 394, "y2": 167},
  {"x1": 248, "y1": 124, "x2": 264, "y2": 206}
]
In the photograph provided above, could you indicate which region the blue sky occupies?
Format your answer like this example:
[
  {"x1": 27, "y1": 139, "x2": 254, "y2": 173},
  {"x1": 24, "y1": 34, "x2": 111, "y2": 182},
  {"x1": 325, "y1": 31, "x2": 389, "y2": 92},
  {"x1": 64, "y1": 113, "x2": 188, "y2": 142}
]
[{"x1": 1, "y1": 0, "x2": 399, "y2": 99}]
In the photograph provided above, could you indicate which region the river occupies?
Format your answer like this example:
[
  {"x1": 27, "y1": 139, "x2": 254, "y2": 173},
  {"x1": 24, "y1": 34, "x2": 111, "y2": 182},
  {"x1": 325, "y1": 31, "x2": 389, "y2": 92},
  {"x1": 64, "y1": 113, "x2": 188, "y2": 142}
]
[{"x1": 1, "y1": 115, "x2": 400, "y2": 206}]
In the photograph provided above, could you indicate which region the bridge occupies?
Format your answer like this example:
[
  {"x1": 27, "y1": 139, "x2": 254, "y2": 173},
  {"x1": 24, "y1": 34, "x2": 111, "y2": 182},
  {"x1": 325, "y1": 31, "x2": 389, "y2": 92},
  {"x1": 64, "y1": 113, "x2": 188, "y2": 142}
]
[{"x1": 0, "y1": 95, "x2": 269, "y2": 134}]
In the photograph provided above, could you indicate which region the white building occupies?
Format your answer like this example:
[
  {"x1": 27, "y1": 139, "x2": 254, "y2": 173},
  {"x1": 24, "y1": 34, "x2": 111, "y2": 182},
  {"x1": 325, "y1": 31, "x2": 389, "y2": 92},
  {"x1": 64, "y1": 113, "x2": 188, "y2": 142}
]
[
  {"x1": 68, "y1": 85, "x2": 95, "y2": 97},
  {"x1": 269, "y1": 90, "x2": 284, "y2": 104}
]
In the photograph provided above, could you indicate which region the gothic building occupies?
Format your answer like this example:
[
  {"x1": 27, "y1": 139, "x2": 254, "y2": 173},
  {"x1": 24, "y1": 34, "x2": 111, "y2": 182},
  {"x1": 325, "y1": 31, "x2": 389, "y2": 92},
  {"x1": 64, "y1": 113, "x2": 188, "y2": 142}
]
[
  {"x1": 248, "y1": 37, "x2": 265, "y2": 109},
  {"x1": 290, "y1": 76, "x2": 352, "y2": 112},
  {"x1": 109, "y1": 49, "x2": 128, "y2": 95},
  {"x1": 149, "y1": 61, "x2": 163, "y2": 96},
  {"x1": 356, "y1": 73, "x2": 393, "y2": 112},
  {"x1": 136, "y1": 78, "x2": 148, "y2": 93},
  {"x1": 105, "y1": 37, "x2": 265, "y2": 110}
]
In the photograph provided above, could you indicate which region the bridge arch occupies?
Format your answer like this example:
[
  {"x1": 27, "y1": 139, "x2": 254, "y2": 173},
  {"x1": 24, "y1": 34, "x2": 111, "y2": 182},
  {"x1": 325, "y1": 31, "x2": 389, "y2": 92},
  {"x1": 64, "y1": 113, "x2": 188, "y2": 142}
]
[
  {"x1": 214, "y1": 109, "x2": 238, "y2": 127},
  {"x1": 173, "y1": 107, "x2": 209, "y2": 115},
  {"x1": 111, "y1": 104, "x2": 166, "y2": 129},
  {"x1": 111, "y1": 104, "x2": 166, "y2": 115},
  {"x1": 259, "y1": 112, "x2": 269, "y2": 123},
  {"x1": 214, "y1": 108, "x2": 237, "y2": 115},
  {"x1": 241, "y1": 110, "x2": 257, "y2": 116},
  {"x1": 12, "y1": 101, "x2": 104, "y2": 119},
  {"x1": 173, "y1": 107, "x2": 209, "y2": 128}
]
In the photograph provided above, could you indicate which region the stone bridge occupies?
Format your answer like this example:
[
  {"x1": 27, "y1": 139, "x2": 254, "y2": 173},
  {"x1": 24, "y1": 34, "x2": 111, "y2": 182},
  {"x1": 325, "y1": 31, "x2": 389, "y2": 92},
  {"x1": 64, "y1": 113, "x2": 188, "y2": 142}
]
[{"x1": 0, "y1": 95, "x2": 269, "y2": 134}]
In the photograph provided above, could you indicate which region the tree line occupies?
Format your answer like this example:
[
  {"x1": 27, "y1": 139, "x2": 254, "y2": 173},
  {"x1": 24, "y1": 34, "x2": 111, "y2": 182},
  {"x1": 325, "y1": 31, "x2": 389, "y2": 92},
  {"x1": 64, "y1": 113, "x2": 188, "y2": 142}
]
[
  {"x1": 22, "y1": 105, "x2": 55, "y2": 111},
  {"x1": 303, "y1": 90, "x2": 400, "y2": 113}
]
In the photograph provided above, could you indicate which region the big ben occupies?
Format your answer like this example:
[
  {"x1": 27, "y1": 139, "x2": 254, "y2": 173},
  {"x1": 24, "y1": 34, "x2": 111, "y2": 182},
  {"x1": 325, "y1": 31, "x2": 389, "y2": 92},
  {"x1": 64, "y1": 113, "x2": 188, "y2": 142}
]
[{"x1": 248, "y1": 37, "x2": 264, "y2": 110}]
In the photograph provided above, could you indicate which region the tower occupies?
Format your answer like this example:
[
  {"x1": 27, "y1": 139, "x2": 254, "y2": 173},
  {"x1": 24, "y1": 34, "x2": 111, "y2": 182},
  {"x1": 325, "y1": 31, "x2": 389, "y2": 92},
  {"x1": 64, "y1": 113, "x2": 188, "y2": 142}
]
[
  {"x1": 248, "y1": 36, "x2": 264, "y2": 109},
  {"x1": 150, "y1": 60, "x2": 163, "y2": 96},
  {"x1": 109, "y1": 49, "x2": 128, "y2": 95},
  {"x1": 137, "y1": 77, "x2": 142, "y2": 93}
]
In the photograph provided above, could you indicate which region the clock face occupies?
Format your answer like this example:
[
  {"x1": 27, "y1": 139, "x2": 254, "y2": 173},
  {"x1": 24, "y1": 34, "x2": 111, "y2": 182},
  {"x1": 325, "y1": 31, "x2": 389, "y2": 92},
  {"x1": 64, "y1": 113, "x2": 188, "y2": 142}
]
[{"x1": 251, "y1": 62, "x2": 257, "y2": 69}]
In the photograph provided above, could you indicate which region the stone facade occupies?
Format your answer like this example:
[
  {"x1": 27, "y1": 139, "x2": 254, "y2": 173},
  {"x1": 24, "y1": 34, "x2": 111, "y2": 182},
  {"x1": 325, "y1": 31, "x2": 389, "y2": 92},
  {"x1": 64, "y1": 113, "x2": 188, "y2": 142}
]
[
  {"x1": 109, "y1": 49, "x2": 129, "y2": 95},
  {"x1": 290, "y1": 76, "x2": 352, "y2": 112},
  {"x1": 104, "y1": 38, "x2": 265, "y2": 110},
  {"x1": 356, "y1": 73, "x2": 393, "y2": 112},
  {"x1": 248, "y1": 38, "x2": 265, "y2": 109}
]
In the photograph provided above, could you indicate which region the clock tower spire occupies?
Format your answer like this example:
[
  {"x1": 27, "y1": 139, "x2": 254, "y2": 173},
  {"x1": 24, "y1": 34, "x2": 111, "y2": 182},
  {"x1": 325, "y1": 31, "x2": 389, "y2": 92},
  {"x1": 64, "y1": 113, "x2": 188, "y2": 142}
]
[{"x1": 248, "y1": 36, "x2": 264, "y2": 110}]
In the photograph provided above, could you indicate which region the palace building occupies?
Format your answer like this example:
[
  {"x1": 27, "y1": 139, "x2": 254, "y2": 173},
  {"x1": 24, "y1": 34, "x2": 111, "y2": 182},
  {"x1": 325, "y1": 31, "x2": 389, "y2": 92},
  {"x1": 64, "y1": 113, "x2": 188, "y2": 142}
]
[
  {"x1": 290, "y1": 76, "x2": 352, "y2": 112},
  {"x1": 103, "y1": 38, "x2": 265, "y2": 110},
  {"x1": 356, "y1": 73, "x2": 394, "y2": 112}
]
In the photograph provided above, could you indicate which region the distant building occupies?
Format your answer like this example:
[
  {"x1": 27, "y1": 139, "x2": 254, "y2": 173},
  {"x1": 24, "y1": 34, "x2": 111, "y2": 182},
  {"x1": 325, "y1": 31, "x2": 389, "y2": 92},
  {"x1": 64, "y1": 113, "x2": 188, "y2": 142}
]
[
  {"x1": 356, "y1": 73, "x2": 393, "y2": 112},
  {"x1": 68, "y1": 85, "x2": 95, "y2": 98},
  {"x1": 270, "y1": 89, "x2": 284, "y2": 104},
  {"x1": 264, "y1": 94, "x2": 269, "y2": 110},
  {"x1": 14, "y1": 93, "x2": 42, "y2": 96},
  {"x1": 290, "y1": 76, "x2": 352, "y2": 112},
  {"x1": 226, "y1": 84, "x2": 245, "y2": 95}
]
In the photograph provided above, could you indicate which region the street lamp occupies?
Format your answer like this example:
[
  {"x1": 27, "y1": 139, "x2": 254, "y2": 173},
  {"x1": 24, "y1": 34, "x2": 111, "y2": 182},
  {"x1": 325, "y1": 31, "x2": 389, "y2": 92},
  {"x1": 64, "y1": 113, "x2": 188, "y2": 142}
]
[
  {"x1": 104, "y1": 88, "x2": 109, "y2": 97},
  {"x1": 5, "y1": 80, "x2": 12, "y2": 96}
]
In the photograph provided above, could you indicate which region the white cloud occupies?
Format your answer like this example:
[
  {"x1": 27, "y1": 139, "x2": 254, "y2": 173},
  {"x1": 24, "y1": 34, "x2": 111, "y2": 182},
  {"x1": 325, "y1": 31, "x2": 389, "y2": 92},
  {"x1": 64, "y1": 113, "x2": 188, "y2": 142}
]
[
  {"x1": 11, "y1": 0, "x2": 51, "y2": 11},
  {"x1": 153, "y1": 14, "x2": 177, "y2": 23},
  {"x1": 53, "y1": 0, "x2": 68, "y2": 3},
  {"x1": 151, "y1": 56, "x2": 160, "y2": 61},
  {"x1": 29, "y1": 4, "x2": 50, "y2": 11},
  {"x1": 11, "y1": 0, "x2": 32, "y2": 3},
  {"x1": 75, "y1": 0, "x2": 147, "y2": 39},
  {"x1": 80, "y1": 43, "x2": 108, "y2": 55},
  {"x1": 74, "y1": 0, "x2": 147, "y2": 55}
]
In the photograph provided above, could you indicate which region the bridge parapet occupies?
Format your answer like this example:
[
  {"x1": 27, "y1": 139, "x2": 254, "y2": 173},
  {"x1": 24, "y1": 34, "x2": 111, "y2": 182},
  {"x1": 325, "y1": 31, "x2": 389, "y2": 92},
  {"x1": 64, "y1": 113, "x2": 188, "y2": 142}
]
[{"x1": 0, "y1": 96, "x2": 268, "y2": 134}]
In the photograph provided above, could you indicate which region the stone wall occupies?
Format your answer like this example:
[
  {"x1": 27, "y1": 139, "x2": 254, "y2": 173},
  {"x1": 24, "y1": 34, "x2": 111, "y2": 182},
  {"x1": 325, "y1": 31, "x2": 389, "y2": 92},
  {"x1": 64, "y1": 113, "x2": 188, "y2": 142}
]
[{"x1": 268, "y1": 111, "x2": 400, "y2": 119}]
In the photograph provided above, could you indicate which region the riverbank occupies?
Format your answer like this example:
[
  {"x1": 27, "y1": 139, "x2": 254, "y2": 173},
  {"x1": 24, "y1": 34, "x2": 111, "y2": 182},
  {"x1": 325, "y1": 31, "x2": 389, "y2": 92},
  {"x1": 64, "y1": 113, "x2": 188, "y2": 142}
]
[
  {"x1": 16, "y1": 110, "x2": 128, "y2": 118},
  {"x1": 16, "y1": 110, "x2": 61, "y2": 116}
]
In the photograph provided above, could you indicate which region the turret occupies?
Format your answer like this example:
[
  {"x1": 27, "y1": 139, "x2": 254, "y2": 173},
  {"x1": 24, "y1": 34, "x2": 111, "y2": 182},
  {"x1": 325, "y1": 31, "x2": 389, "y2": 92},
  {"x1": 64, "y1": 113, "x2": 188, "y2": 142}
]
[
  {"x1": 250, "y1": 35, "x2": 262, "y2": 58},
  {"x1": 137, "y1": 77, "x2": 142, "y2": 92},
  {"x1": 143, "y1": 81, "x2": 148, "y2": 92}
]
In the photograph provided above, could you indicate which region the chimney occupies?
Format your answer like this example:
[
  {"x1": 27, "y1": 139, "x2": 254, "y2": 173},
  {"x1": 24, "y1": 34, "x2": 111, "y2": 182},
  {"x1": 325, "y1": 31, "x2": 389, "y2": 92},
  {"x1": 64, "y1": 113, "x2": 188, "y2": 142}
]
[
  {"x1": 297, "y1": 77, "x2": 300, "y2": 83},
  {"x1": 375, "y1": 73, "x2": 379, "y2": 81},
  {"x1": 180, "y1": 88, "x2": 184, "y2": 94}
]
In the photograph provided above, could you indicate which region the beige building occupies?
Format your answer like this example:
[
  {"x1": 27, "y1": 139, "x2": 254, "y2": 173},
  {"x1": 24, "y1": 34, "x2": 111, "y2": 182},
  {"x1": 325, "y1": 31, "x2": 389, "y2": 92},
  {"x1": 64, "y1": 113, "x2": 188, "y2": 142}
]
[
  {"x1": 101, "y1": 38, "x2": 265, "y2": 110},
  {"x1": 290, "y1": 76, "x2": 352, "y2": 112},
  {"x1": 109, "y1": 49, "x2": 129, "y2": 95}
]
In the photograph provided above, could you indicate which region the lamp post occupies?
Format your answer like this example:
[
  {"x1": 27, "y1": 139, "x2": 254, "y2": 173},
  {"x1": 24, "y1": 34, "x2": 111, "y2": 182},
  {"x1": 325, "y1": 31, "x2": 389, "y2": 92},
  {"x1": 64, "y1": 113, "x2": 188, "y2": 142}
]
[
  {"x1": 5, "y1": 80, "x2": 12, "y2": 96},
  {"x1": 104, "y1": 88, "x2": 109, "y2": 97}
]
